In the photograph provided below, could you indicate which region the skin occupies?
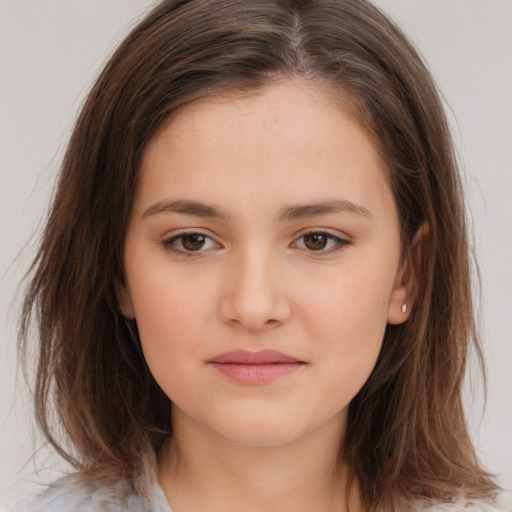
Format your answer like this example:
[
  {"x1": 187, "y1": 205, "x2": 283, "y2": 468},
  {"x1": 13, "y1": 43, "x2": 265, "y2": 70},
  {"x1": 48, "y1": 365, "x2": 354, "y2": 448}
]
[{"x1": 121, "y1": 80, "x2": 413, "y2": 512}]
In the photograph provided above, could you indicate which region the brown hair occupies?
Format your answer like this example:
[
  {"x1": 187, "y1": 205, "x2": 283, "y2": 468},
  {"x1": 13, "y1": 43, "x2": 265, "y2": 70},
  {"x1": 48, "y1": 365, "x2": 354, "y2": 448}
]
[{"x1": 20, "y1": 0, "x2": 498, "y2": 509}]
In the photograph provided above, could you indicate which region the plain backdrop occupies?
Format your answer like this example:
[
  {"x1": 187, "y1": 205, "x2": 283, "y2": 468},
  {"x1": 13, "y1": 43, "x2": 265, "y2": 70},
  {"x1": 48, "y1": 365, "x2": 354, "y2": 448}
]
[{"x1": 1, "y1": 0, "x2": 511, "y2": 508}]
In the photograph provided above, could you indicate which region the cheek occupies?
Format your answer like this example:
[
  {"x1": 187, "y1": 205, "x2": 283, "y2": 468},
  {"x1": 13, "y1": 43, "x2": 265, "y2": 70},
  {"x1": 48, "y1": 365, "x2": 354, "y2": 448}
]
[
  {"x1": 133, "y1": 292, "x2": 208, "y2": 411},
  {"x1": 136, "y1": 289, "x2": 207, "y2": 343},
  {"x1": 302, "y1": 259, "x2": 394, "y2": 343},
  {"x1": 124, "y1": 258, "x2": 216, "y2": 385},
  {"x1": 136, "y1": 287, "x2": 211, "y2": 345},
  {"x1": 299, "y1": 259, "x2": 394, "y2": 390}
]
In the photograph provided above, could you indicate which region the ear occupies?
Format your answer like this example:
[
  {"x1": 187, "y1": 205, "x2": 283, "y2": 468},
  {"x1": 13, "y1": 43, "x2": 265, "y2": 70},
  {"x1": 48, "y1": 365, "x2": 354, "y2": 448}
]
[
  {"x1": 387, "y1": 223, "x2": 428, "y2": 325},
  {"x1": 117, "y1": 281, "x2": 136, "y2": 319}
]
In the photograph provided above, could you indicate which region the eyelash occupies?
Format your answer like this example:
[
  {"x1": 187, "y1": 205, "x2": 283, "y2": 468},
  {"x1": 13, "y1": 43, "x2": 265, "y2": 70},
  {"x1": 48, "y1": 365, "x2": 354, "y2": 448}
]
[
  {"x1": 293, "y1": 231, "x2": 349, "y2": 253},
  {"x1": 162, "y1": 232, "x2": 220, "y2": 257},
  {"x1": 161, "y1": 230, "x2": 350, "y2": 257}
]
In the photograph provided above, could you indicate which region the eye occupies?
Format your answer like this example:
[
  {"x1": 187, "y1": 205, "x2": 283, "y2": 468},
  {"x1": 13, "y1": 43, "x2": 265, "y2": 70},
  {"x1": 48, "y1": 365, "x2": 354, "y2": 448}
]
[
  {"x1": 162, "y1": 232, "x2": 220, "y2": 254},
  {"x1": 293, "y1": 231, "x2": 348, "y2": 253}
]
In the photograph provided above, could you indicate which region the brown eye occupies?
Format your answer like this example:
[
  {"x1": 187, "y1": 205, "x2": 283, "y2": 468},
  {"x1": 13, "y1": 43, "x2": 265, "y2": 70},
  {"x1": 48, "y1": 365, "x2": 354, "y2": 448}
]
[
  {"x1": 162, "y1": 232, "x2": 219, "y2": 254},
  {"x1": 181, "y1": 234, "x2": 207, "y2": 251},
  {"x1": 303, "y1": 233, "x2": 329, "y2": 250},
  {"x1": 294, "y1": 231, "x2": 348, "y2": 253}
]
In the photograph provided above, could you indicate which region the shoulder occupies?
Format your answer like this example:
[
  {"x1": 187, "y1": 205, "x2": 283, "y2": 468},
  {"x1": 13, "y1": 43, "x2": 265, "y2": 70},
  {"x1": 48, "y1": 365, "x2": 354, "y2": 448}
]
[
  {"x1": 402, "y1": 499, "x2": 508, "y2": 512},
  {"x1": 5, "y1": 474, "x2": 148, "y2": 512},
  {"x1": 5, "y1": 452, "x2": 172, "y2": 512}
]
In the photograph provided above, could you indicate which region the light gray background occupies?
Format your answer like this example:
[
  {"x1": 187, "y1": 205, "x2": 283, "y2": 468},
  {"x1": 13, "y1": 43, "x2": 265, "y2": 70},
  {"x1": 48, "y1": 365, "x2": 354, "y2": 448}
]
[{"x1": 1, "y1": 0, "x2": 511, "y2": 508}]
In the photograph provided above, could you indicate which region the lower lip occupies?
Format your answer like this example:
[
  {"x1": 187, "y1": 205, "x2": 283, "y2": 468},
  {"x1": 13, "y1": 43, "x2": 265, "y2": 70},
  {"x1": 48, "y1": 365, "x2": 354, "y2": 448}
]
[{"x1": 209, "y1": 362, "x2": 304, "y2": 384}]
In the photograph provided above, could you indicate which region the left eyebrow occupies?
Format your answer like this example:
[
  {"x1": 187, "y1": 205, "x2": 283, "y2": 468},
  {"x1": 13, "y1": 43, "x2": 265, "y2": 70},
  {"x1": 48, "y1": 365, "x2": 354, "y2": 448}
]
[{"x1": 277, "y1": 199, "x2": 371, "y2": 221}]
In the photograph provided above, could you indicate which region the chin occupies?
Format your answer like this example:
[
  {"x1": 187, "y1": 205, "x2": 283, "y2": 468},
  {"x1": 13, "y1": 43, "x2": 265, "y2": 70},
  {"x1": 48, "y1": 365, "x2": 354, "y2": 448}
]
[{"x1": 206, "y1": 412, "x2": 305, "y2": 447}]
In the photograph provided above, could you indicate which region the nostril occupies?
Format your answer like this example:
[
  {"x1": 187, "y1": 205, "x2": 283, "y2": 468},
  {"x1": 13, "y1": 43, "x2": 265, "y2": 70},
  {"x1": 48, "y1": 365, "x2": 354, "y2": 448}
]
[{"x1": 226, "y1": 316, "x2": 282, "y2": 333}]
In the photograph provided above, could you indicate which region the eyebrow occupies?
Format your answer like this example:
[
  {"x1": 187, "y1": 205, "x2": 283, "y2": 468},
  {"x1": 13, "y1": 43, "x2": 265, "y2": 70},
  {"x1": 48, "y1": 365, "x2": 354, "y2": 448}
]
[
  {"x1": 141, "y1": 198, "x2": 371, "y2": 220},
  {"x1": 277, "y1": 199, "x2": 371, "y2": 220},
  {"x1": 142, "y1": 199, "x2": 230, "y2": 220}
]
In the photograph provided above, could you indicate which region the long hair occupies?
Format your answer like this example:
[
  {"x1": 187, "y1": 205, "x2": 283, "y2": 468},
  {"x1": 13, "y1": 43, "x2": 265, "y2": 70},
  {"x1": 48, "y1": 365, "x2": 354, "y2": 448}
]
[{"x1": 20, "y1": 0, "x2": 498, "y2": 509}]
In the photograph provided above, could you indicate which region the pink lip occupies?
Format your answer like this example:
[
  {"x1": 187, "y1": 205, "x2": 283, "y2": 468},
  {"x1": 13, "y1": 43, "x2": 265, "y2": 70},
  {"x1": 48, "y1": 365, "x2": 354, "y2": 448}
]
[{"x1": 208, "y1": 349, "x2": 305, "y2": 384}]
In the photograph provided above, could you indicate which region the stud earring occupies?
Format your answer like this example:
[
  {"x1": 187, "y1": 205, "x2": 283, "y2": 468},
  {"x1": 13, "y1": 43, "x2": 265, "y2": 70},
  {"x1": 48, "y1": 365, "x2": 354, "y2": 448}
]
[{"x1": 401, "y1": 303, "x2": 407, "y2": 313}]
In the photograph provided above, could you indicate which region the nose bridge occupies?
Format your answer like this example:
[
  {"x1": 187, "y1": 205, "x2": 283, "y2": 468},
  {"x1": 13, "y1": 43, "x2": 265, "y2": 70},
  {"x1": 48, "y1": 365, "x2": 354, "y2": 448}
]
[{"x1": 219, "y1": 240, "x2": 290, "y2": 332}]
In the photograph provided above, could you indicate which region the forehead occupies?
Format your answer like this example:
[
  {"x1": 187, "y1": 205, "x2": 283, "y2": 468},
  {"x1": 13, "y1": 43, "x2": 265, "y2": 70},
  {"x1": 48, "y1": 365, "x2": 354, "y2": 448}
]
[
  {"x1": 149, "y1": 80, "x2": 367, "y2": 150},
  {"x1": 136, "y1": 80, "x2": 394, "y2": 222}
]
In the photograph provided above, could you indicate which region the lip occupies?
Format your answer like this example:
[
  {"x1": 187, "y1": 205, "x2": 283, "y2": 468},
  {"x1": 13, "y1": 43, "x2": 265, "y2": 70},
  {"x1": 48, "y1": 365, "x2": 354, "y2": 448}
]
[
  {"x1": 208, "y1": 349, "x2": 305, "y2": 385},
  {"x1": 209, "y1": 349, "x2": 303, "y2": 364}
]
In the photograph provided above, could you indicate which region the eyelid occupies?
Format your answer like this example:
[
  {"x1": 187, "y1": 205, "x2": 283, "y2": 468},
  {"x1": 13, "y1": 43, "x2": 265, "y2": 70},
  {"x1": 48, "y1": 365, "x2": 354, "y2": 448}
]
[
  {"x1": 291, "y1": 229, "x2": 351, "y2": 253},
  {"x1": 161, "y1": 229, "x2": 222, "y2": 256},
  {"x1": 160, "y1": 228, "x2": 351, "y2": 256}
]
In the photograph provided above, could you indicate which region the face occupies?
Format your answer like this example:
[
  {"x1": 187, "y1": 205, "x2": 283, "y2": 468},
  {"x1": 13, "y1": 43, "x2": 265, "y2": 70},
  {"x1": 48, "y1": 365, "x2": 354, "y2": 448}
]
[{"x1": 121, "y1": 81, "x2": 410, "y2": 448}]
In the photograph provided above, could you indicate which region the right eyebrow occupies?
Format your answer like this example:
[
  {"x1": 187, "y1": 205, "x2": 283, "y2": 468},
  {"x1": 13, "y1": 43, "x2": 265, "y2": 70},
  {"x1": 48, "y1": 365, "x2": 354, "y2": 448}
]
[{"x1": 142, "y1": 199, "x2": 232, "y2": 220}]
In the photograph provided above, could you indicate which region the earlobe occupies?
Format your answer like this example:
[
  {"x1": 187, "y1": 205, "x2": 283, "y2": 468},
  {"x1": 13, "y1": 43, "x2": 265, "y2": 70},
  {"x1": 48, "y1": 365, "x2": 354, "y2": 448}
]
[
  {"x1": 387, "y1": 223, "x2": 428, "y2": 325},
  {"x1": 117, "y1": 283, "x2": 136, "y2": 319},
  {"x1": 386, "y1": 258, "x2": 413, "y2": 325}
]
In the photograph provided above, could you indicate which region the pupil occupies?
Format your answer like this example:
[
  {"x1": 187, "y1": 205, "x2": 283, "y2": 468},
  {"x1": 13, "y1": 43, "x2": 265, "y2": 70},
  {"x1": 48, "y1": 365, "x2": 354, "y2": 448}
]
[
  {"x1": 183, "y1": 234, "x2": 205, "y2": 251},
  {"x1": 305, "y1": 234, "x2": 327, "y2": 250}
]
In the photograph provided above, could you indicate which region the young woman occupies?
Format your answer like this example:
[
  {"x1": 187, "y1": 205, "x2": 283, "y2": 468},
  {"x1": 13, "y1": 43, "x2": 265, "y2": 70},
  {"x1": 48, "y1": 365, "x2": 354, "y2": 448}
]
[{"x1": 10, "y1": 0, "x2": 504, "y2": 510}]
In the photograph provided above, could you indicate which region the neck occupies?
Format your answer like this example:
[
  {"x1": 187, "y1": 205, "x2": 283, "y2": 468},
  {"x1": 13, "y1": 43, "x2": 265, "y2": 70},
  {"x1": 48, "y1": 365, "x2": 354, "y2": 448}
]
[{"x1": 158, "y1": 408, "x2": 363, "y2": 512}]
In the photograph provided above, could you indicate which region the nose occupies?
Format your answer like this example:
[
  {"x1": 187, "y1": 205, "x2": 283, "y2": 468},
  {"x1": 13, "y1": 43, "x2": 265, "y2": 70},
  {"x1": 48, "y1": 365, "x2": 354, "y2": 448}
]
[{"x1": 218, "y1": 246, "x2": 292, "y2": 333}]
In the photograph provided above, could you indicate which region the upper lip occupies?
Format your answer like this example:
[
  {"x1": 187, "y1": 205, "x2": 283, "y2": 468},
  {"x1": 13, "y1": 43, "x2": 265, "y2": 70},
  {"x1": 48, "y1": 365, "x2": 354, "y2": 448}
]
[{"x1": 208, "y1": 349, "x2": 303, "y2": 364}]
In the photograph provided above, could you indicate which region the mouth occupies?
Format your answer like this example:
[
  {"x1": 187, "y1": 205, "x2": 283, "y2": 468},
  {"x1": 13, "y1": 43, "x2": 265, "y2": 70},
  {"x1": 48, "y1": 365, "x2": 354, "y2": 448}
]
[{"x1": 207, "y1": 349, "x2": 305, "y2": 385}]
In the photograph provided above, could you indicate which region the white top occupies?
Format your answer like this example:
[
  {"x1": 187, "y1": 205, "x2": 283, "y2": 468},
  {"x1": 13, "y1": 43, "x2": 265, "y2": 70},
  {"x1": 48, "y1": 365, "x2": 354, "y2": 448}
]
[
  {"x1": 6, "y1": 473, "x2": 173, "y2": 512},
  {"x1": 6, "y1": 472, "x2": 506, "y2": 512}
]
